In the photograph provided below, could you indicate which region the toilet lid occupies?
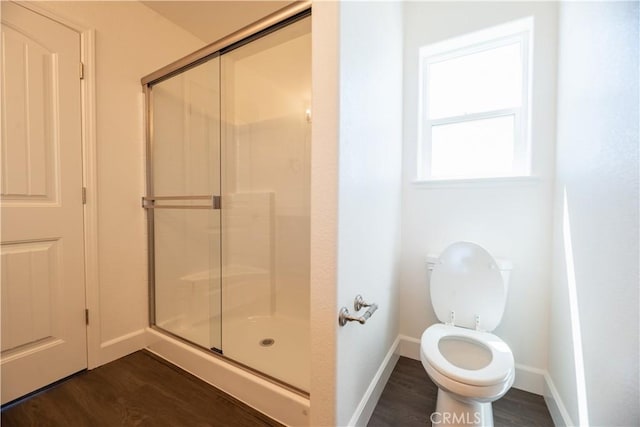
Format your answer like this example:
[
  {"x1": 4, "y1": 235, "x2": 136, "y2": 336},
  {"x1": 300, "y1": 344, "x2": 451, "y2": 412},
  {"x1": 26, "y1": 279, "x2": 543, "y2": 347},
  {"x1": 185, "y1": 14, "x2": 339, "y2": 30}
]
[{"x1": 431, "y1": 242, "x2": 506, "y2": 331}]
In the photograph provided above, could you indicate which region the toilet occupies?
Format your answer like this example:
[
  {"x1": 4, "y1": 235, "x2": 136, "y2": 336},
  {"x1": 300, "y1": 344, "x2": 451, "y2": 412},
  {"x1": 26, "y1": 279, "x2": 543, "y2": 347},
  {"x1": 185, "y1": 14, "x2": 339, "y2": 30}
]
[{"x1": 421, "y1": 241, "x2": 515, "y2": 427}]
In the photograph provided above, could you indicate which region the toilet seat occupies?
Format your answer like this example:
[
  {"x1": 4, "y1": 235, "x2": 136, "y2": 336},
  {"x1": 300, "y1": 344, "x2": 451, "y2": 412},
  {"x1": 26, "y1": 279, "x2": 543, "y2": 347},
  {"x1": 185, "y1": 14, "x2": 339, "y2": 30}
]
[
  {"x1": 423, "y1": 356, "x2": 515, "y2": 402},
  {"x1": 421, "y1": 324, "x2": 514, "y2": 387}
]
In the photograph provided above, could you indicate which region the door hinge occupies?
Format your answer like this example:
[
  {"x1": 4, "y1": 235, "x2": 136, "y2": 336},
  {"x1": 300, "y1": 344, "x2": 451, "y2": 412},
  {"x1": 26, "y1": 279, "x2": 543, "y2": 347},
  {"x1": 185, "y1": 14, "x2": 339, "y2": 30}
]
[
  {"x1": 80, "y1": 62, "x2": 85, "y2": 80},
  {"x1": 82, "y1": 187, "x2": 87, "y2": 204},
  {"x1": 85, "y1": 309, "x2": 89, "y2": 325}
]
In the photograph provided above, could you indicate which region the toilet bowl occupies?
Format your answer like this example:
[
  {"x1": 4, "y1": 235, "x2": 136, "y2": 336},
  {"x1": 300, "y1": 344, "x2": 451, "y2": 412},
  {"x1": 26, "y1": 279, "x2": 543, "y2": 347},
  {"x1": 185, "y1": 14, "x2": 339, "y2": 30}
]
[{"x1": 421, "y1": 242, "x2": 514, "y2": 427}]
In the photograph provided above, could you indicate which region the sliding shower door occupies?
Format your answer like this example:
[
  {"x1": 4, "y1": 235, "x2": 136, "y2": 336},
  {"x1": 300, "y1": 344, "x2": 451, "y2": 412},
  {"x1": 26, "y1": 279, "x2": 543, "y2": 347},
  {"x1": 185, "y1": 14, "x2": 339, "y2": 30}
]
[
  {"x1": 148, "y1": 58, "x2": 222, "y2": 352},
  {"x1": 144, "y1": 12, "x2": 311, "y2": 392},
  {"x1": 220, "y1": 16, "x2": 311, "y2": 391}
]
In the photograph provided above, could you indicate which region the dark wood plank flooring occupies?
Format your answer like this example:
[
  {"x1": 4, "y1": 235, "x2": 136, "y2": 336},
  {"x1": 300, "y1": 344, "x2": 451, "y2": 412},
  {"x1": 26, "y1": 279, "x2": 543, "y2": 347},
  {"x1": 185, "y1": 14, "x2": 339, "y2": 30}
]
[
  {"x1": 2, "y1": 352, "x2": 553, "y2": 427},
  {"x1": 368, "y1": 357, "x2": 554, "y2": 427},
  {"x1": 1, "y1": 350, "x2": 283, "y2": 427}
]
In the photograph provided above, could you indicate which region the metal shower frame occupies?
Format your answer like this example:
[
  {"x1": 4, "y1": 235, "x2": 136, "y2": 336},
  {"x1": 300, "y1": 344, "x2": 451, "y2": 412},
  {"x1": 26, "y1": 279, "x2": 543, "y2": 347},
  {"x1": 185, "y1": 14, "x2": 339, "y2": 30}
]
[{"x1": 140, "y1": 1, "x2": 311, "y2": 396}]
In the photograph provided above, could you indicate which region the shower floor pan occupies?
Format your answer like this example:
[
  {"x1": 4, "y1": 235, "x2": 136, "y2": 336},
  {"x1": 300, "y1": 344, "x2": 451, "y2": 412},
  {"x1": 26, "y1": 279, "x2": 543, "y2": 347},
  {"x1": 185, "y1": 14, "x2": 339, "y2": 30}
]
[
  {"x1": 162, "y1": 314, "x2": 309, "y2": 392},
  {"x1": 223, "y1": 314, "x2": 310, "y2": 392}
]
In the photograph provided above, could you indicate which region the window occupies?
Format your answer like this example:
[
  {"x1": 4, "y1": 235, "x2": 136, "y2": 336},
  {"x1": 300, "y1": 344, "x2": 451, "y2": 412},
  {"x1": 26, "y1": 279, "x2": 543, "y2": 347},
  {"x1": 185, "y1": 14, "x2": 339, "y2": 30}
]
[{"x1": 418, "y1": 18, "x2": 533, "y2": 180}]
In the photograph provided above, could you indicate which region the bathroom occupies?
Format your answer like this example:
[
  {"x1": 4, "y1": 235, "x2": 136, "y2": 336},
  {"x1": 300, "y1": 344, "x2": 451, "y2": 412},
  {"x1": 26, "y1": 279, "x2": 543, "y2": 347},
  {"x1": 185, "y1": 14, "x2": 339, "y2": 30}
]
[{"x1": 0, "y1": 1, "x2": 637, "y2": 426}]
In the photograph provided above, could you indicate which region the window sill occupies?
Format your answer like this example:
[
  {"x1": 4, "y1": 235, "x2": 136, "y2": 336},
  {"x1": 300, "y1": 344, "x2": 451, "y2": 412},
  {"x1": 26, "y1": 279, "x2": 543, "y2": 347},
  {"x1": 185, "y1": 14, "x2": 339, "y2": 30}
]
[{"x1": 412, "y1": 175, "x2": 540, "y2": 189}]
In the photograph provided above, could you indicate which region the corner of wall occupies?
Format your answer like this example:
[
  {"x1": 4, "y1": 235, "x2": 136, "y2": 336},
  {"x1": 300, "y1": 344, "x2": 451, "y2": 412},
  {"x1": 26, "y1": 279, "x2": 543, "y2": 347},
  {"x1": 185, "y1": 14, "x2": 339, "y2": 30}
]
[
  {"x1": 348, "y1": 337, "x2": 401, "y2": 427},
  {"x1": 544, "y1": 372, "x2": 575, "y2": 427},
  {"x1": 98, "y1": 329, "x2": 149, "y2": 366},
  {"x1": 309, "y1": 1, "x2": 340, "y2": 425}
]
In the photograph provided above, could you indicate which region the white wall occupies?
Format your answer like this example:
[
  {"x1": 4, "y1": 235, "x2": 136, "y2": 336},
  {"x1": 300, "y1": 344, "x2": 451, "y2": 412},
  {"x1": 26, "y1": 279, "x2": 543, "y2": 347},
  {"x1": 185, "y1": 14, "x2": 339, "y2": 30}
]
[
  {"x1": 34, "y1": 1, "x2": 205, "y2": 364},
  {"x1": 400, "y1": 2, "x2": 558, "y2": 392},
  {"x1": 336, "y1": 2, "x2": 404, "y2": 425},
  {"x1": 548, "y1": 2, "x2": 640, "y2": 426}
]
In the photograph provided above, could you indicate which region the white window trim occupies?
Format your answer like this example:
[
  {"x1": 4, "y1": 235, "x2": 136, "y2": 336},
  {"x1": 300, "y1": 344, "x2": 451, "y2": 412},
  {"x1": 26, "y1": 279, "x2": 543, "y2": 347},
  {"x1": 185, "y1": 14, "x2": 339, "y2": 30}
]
[
  {"x1": 411, "y1": 175, "x2": 540, "y2": 189},
  {"x1": 417, "y1": 17, "x2": 534, "y2": 182}
]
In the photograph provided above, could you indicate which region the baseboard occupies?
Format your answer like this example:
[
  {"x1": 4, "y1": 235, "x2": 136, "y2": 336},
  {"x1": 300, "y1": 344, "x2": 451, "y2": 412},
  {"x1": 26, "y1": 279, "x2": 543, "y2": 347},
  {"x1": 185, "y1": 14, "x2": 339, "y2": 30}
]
[
  {"x1": 543, "y1": 373, "x2": 575, "y2": 427},
  {"x1": 98, "y1": 328, "x2": 147, "y2": 366},
  {"x1": 348, "y1": 336, "x2": 401, "y2": 426},
  {"x1": 397, "y1": 334, "x2": 421, "y2": 359},
  {"x1": 396, "y1": 335, "x2": 546, "y2": 395},
  {"x1": 513, "y1": 363, "x2": 546, "y2": 395}
]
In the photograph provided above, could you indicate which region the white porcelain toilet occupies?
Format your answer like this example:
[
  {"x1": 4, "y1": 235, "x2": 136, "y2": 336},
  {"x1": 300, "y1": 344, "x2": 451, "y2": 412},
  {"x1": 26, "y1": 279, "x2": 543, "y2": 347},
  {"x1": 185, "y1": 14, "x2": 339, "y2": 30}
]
[{"x1": 421, "y1": 241, "x2": 515, "y2": 427}]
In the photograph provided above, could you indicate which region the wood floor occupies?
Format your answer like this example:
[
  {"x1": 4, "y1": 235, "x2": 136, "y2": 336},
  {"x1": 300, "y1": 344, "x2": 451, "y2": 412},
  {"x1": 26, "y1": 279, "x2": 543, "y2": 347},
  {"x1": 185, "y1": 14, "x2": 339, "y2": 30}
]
[
  {"x1": 368, "y1": 357, "x2": 554, "y2": 427},
  {"x1": 2, "y1": 352, "x2": 553, "y2": 427},
  {"x1": 1, "y1": 351, "x2": 283, "y2": 427}
]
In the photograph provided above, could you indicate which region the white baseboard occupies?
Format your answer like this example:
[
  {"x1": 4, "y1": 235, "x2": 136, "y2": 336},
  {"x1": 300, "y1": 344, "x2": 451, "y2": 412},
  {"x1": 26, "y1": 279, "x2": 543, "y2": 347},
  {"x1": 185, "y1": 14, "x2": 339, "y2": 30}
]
[
  {"x1": 397, "y1": 334, "x2": 421, "y2": 359},
  {"x1": 98, "y1": 328, "x2": 147, "y2": 366},
  {"x1": 396, "y1": 335, "x2": 546, "y2": 395},
  {"x1": 348, "y1": 336, "x2": 401, "y2": 426},
  {"x1": 544, "y1": 373, "x2": 575, "y2": 427},
  {"x1": 514, "y1": 363, "x2": 546, "y2": 395}
]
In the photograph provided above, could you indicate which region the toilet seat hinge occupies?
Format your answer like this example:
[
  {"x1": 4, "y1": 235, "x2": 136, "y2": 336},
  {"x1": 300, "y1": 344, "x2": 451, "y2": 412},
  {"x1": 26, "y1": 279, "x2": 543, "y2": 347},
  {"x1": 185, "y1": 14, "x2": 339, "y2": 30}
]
[
  {"x1": 475, "y1": 314, "x2": 484, "y2": 331},
  {"x1": 446, "y1": 311, "x2": 455, "y2": 326}
]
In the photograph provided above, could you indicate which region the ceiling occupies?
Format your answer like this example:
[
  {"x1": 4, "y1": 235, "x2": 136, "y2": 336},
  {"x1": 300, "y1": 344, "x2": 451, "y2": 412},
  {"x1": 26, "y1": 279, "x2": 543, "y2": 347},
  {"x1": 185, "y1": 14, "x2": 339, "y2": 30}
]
[{"x1": 141, "y1": 1, "x2": 293, "y2": 44}]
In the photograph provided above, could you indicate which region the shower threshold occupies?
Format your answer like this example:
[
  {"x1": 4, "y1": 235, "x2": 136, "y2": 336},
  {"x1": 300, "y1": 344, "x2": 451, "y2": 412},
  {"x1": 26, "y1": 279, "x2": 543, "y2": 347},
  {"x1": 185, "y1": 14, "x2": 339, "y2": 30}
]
[
  {"x1": 156, "y1": 312, "x2": 310, "y2": 392},
  {"x1": 146, "y1": 326, "x2": 310, "y2": 426}
]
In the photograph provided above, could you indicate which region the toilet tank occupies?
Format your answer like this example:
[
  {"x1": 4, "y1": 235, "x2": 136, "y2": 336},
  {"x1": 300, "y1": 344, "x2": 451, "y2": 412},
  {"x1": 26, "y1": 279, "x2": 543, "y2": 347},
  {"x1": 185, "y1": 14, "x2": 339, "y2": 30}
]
[{"x1": 426, "y1": 253, "x2": 513, "y2": 287}]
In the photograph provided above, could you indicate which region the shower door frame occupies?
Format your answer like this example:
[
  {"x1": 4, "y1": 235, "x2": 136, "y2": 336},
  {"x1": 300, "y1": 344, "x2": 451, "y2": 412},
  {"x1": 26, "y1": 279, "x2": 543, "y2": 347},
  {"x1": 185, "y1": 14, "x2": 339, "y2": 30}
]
[{"x1": 141, "y1": 1, "x2": 311, "y2": 396}]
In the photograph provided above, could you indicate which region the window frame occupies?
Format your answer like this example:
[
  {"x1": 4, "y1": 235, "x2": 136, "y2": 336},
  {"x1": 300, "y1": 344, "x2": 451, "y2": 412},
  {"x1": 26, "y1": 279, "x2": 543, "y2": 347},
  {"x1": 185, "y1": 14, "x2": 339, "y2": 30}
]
[{"x1": 417, "y1": 18, "x2": 533, "y2": 181}]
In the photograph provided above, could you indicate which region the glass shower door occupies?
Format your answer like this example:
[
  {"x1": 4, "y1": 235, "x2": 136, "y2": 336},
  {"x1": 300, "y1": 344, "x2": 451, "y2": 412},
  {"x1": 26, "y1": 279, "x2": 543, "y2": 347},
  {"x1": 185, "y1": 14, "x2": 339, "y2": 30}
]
[
  {"x1": 144, "y1": 13, "x2": 311, "y2": 391},
  {"x1": 220, "y1": 16, "x2": 311, "y2": 390},
  {"x1": 148, "y1": 57, "x2": 222, "y2": 352}
]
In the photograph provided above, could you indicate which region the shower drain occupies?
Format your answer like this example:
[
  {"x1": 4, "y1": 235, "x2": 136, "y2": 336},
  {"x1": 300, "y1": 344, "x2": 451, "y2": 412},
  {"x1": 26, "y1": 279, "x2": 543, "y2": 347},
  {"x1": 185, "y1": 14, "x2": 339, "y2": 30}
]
[{"x1": 259, "y1": 338, "x2": 275, "y2": 347}]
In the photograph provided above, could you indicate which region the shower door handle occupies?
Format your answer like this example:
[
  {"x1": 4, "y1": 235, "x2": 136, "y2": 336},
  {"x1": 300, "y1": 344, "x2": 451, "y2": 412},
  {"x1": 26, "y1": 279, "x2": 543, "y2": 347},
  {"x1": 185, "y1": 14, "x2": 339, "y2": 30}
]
[{"x1": 142, "y1": 195, "x2": 221, "y2": 210}]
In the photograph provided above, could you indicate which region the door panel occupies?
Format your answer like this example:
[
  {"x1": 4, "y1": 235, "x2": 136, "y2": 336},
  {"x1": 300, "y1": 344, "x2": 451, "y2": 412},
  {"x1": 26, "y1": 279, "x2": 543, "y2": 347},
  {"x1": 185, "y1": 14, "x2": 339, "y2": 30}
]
[
  {"x1": 1, "y1": 2, "x2": 86, "y2": 404},
  {"x1": 150, "y1": 57, "x2": 222, "y2": 352},
  {"x1": 1, "y1": 24, "x2": 57, "y2": 201},
  {"x1": 219, "y1": 17, "x2": 311, "y2": 391},
  {"x1": 1, "y1": 239, "x2": 60, "y2": 352}
]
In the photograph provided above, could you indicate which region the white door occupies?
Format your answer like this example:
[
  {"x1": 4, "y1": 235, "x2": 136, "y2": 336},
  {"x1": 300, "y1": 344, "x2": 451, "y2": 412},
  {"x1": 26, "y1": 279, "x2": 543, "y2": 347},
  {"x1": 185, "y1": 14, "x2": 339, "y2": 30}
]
[{"x1": 1, "y1": 2, "x2": 87, "y2": 404}]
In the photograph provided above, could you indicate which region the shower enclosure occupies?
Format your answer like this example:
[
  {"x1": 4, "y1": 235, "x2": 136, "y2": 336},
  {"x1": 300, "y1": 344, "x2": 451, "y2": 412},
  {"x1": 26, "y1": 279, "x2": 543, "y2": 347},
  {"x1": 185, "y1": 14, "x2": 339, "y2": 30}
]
[{"x1": 142, "y1": 7, "x2": 310, "y2": 394}]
